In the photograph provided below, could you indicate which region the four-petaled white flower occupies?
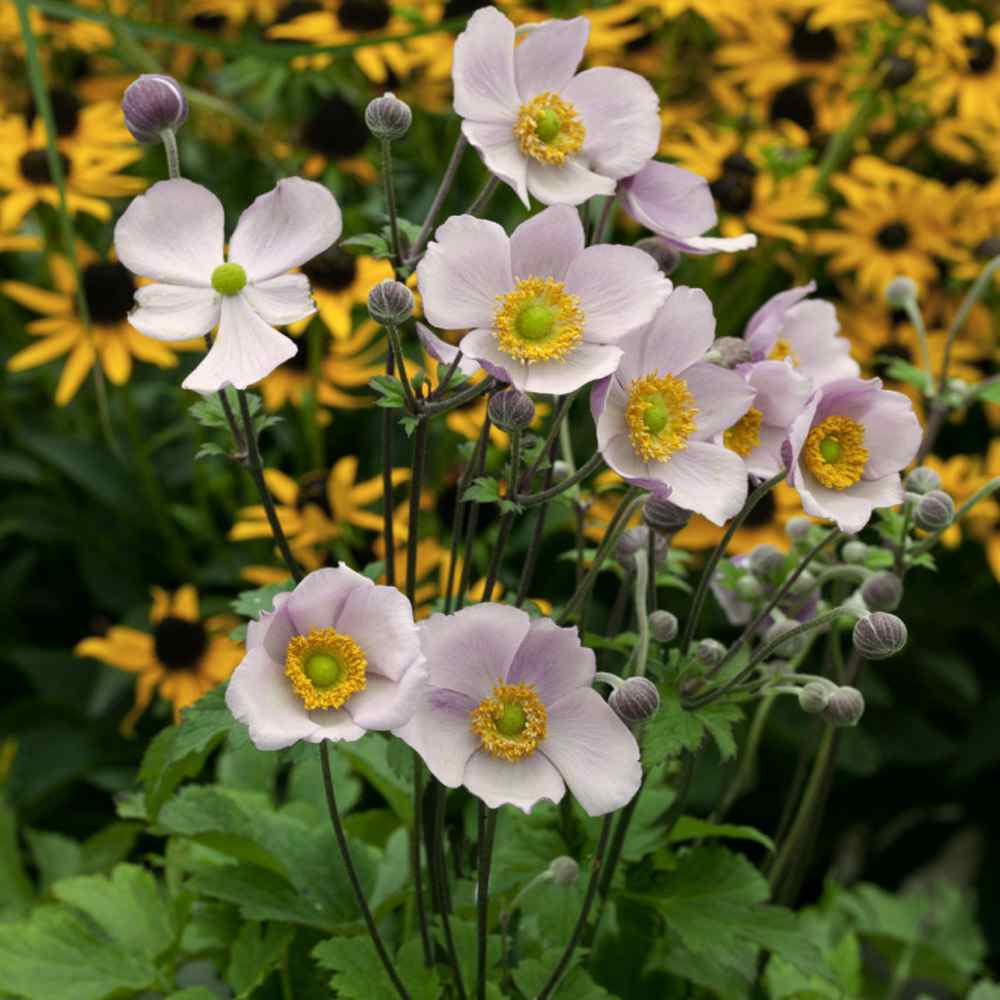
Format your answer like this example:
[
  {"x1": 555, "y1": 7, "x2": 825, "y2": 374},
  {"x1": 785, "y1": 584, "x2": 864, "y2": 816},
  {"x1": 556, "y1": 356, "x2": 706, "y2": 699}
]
[{"x1": 114, "y1": 176, "x2": 342, "y2": 393}]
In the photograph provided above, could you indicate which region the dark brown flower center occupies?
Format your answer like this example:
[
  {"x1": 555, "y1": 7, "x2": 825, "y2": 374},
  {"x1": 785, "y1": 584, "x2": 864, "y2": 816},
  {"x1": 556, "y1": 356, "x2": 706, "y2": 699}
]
[
  {"x1": 28, "y1": 89, "x2": 81, "y2": 137},
  {"x1": 443, "y1": 0, "x2": 486, "y2": 15},
  {"x1": 975, "y1": 236, "x2": 1000, "y2": 260},
  {"x1": 789, "y1": 18, "x2": 838, "y2": 63},
  {"x1": 302, "y1": 96, "x2": 369, "y2": 159},
  {"x1": 295, "y1": 472, "x2": 333, "y2": 517},
  {"x1": 883, "y1": 55, "x2": 916, "y2": 89},
  {"x1": 743, "y1": 485, "x2": 776, "y2": 528},
  {"x1": 272, "y1": 0, "x2": 321, "y2": 24},
  {"x1": 82, "y1": 262, "x2": 135, "y2": 326},
  {"x1": 302, "y1": 245, "x2": 358, "y2": 291},
  {"x1": 876, "y1": 221, "x2": 910, "y2": 250},
  {"x1": 964, "y1": 35, "x2": 996, "y2": 75},
  {"x1": 337, "y1": 0, "x2": 392, "y2": 32},
  {"x1": 710, "y1": 153, "x2": 757, "y2": 214},
  {"x1": 18, "y1": 149, "x2": 70, "y2": 185},
  {"x1": 192, "y1": 12, "x2": 227, "y2": 31},
  {"x1": 154, "y1": 616, "x2": 208, "y2": 670},
  {"x1": 769, "y1": 81, "x2": 815, "y2": 131}
]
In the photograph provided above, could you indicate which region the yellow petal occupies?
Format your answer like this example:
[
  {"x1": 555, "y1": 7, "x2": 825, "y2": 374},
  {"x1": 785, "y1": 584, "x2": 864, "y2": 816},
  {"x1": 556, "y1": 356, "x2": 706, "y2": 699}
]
[
  {"x1": 100, "y1": 333, "x2": 132, "y2": 385},
  {"x1": 1, "y1": 281, "x2": 73, "y2": 316},
  {"x1": 171, "y1": 584, "x2": 200, "y2": 622},
  {"x1": 55, "y1": 340, "x2": 96, "y2": 405},
  {"x1": 6, "y1": 332, "x2": 78, "y2": 372},
  {"x1": 263, "y1": 468, "x2": 300, "y2": 505}
]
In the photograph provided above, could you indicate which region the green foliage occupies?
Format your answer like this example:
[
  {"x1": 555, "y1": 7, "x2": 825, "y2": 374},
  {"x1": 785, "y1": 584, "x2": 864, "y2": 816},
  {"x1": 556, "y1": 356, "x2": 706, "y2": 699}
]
[
  {"x1": 369, "y1": 374, "x2": 407, "y2": 408},
  {"x1": 230, "y1": 579, "x2": 294, "y2": 618},
  {"x1": 464, "y1": 475, "x2": 502, "y2": 503},
  {"x1": 226, "y1": 920, "x2": 295, "y2": 998},
  {"x1": 512, "y1": 951, "x2": 618, "y2": 998},
  {"x1": 313, "y1": 936, "x2": 442, "y2": 1000},
  {"x1": 641, "y1": 687, "x2": 743, "y2": 767}
]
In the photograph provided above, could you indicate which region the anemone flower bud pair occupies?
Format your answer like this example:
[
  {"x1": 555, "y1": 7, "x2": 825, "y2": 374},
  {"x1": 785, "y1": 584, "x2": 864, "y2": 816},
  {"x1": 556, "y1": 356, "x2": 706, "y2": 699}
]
[{"x1": 114, "y1": 177, "x2": 342, "y2": 392}]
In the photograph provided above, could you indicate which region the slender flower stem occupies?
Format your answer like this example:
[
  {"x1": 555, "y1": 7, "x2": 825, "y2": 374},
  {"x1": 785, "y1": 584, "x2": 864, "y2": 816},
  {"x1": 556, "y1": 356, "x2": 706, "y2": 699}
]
[
  {"x1": 909, "y1": 475, "x2": 1000, "y2": 557},
  {"x1": 319, "y1": 745, "x2": 410, "y2": 1000},
  {"x1": 235, "y1": 390, "x2": 302, "y2": 581},
  {"x1": 900, "y1": 297, "x2": 934, "y2": 396},
  {"x1": 405, "y1": 419, "x2": 428, "y2": 604},
  {"x1": 680, "y1": 473, "x2": 785, "y2": 654},
  {"x1": 535, "y1": 815, "x2": 615, "y2": 1000},
  {"x1": 513, "y1": 452, "x2": 605, "y2": 506},
  {"x1": 476, "y1": 804, "x2": 498, "y2": 1000},
  {"x1": 432, "y1": 349, "x2": 465, "y2": 400},
  {"x1": 939, "y1": 252, "x2": 1000, "y2": 395},
  {"x1": 382, "y1": 349, "x2": 397, "y2": 587},
  {"x1": 522, "y1": 393, "x2": 576, "y2": 484},
  {"x1": 406, "y1": 132, "x2": 468, "y2": 267},
  {"x1": 160, "y1": 127, "x2": 181, "y2": 178},
  {"x1": 480, "y1": 429, "x2": 522, "y2": 600},
  {"x1": 467, "y1": 175, "x2": 499, "y2": 216},
  {"x1": 629, "y1": 553, "x2": 651, "y2": 678},
  {"x1": 590, "y1": 195, "x2": 617, "y2": 245},
  {"x1": 421, "y1": 377, "x2": 496, "y2": 417},
  {"x1": 410, "y1": 752, "x2": 434, "y2": 967},
  {"x1": 445, "y1": 417, "x2": 492, "y2": 613},
  {"x1": 812, "y1": 86, "x2": 880, "y2": 195},
  {"x1": 558, "y1": 488, "x2": 645, "y2": 626},
  {"x1": 386, "y1": 324, "x2": 420, "y2": 413},
  {"x1": 514, "y1": 434, "x2": 560, "y2": 608},
  {"x1": 429, "y1": 786, "x2": 466, "y2": 999},
  {"x1": 381, "y1": 138, "x2": 403, "y2": 267}
]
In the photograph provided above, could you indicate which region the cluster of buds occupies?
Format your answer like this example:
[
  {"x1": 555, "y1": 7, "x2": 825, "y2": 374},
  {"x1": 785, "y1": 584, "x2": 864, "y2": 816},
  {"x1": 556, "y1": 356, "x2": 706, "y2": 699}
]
[{"x1": 797, "y1": 680, "x2": 866, "y2": 727}]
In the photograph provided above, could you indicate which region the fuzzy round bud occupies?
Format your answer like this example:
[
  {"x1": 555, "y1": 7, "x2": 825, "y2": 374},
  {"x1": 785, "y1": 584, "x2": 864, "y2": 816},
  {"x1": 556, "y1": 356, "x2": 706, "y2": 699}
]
[
  {"x1": 884, "y1": 276, "x2": 919, "y2": 307},
  {"x1": 765, "y1": 618, "x2": 806, "y2": 656},
  {"x1": 649, "y1": 610, "x2": 678, "y2": 643},
  {"x1": 122, "y1": 74, "x2": 188, "y2": 143},
  {"x1": 707, "y1": 336, "x2": 753, "y2": 369},
  {"x1": 883, "y1": 55, "x2": 917, "y2": 89},
  {"x1": 913, "y1": 490, "x2": 954, "y2": 532},
  {"x1": 364, "y1": 92, "x2": 412, "y2": 141},
  {"x1": 798, "y1": 681, "x2": 831, "y2": 715},
  {"x1": 609, "y1": 676, "x2": 660, "y2": 724},
  {"x1": 748, "y1": 543, "x2": 786, "y2": 579},
  {"x1": 976, "y1": 236, "x2": 1000, "y2": 260},
  {"x1": 891, "y1": 0, "x2": 928, "y2": 14},
  {"x1": 615, "y1": 526, "x2": 667, "y2": 570},
  {"x1": 633, "y1": 237, "x2": 681, "y2": 276},
  {"x1": 551, "y1": 460, "x2": 572, "y2": 483},
  {"x1": 841, "y1": 540, "x2": 868, "y2": 564},
  {"x1": 368, "y1": 279, "x2": 414, "y2": 326},
  {"x1": 823, "y1": 686, "x2": 865, "y2": 727},
  {"x1": 905, "y1": 466, "x2": 941, "y2": 495},
  {"x1": 785, "y1": 516, "x2": 812, "y2": 542},
  {"x1": 547, "y1": 856, "x2": 580, "y2": 886},
  {"x1": 642, "y1": 495, "x2": 691, "y2": 535},
  {"x1": 695, "y1": 638, "x2": 726, "y2": 668},
  {"x1": 736, "y1": 575, "x2": 764, "y2": 601},
  {"x1": 788, "y1": 569, "x2": 816, "y2": 597},
  {"x1": 853, "y1": 612, "x2": 907, "y2": 660},
  {"x1": 488, "y1": 388, "x2": 535, "y2": 432},
  {"x1": 861, "y1": 572, "x2": 903, "y2": 613}
]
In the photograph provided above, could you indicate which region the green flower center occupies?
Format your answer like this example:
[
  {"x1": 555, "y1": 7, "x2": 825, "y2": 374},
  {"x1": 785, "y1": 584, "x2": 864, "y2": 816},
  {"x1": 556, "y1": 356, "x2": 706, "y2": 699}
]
[
  {"x1": 211, "y1": 262, "x2": 247, "y2": 295},
  {"x1": 535, "y1": 109, "x2": 561, "y2": 144},
  {"x1": 642, "y1": 396, "x2": 670, "y2": 433},
  {"x1": 496, "y1": 702, "x2": 527, "y2": 737},
  {"x1": 304, "y1": 651, "x2": 344, "y2": 688},
  {"x1": 516, "y1": 303, "x2": 556, "y2": 341},
  {"x1": 819, "y1": 436, "x2": 841, "y2": 463}
]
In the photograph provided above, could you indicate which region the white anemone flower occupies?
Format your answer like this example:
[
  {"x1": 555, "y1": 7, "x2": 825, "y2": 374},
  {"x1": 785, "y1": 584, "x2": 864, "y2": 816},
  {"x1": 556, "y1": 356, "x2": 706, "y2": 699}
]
[{"x1": 114, "y1": 176, "x2": 342, "y2": 393}]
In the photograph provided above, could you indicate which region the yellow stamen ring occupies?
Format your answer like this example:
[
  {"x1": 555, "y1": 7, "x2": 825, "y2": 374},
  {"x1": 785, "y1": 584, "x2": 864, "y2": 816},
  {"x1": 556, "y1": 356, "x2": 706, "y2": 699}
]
[
  {"x1": 470, "y1": 682, "x2": 547, "y2": 761},
  {"x1": 285, "y1": 627, "x2": 367, "y2": 710},
  {"x1": 803, "y1": 415, "x2": 868, "y2": 490},
  {"x1": 768, "y1": 338, "x2": 800, "y2": 366},
  {"x1": 494, "y1": 276, "x2": 584, "y2": 364},
  {"x1": 724, "y1": 407, "x2": 763, "y2": 458},
  {"x1": 625, "y1": 372, "x2": 699, "y2": 463},
  {"x1": 514, "y1": 92, "x2": 585, "y2": 166}
]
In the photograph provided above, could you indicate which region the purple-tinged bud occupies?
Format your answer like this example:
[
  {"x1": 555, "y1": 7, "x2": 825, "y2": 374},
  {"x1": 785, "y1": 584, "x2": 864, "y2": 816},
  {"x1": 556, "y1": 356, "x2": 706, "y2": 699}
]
[
  {"x1": 841, "y1": 539, "x2": 868, "y2": 564},
  {"x1": 609, "y1": 676, "x2": 660, "y2": 724},
  {"x1": 853, "y1": 612, "x2": 907, "y2": 660},
  {"x1": 642, "y1": 495, "x2": 690, "y2": 535},
  {"x1": 883, "y1": 55, "x2": 917, "y2": 89},
  {"x1": 976, "y1": 236, "x2": 1000, "y2": 261},
  {"x1": 488, "y1": 388, "x2": 535, "y2": 432},
  {"x1": 548, "y1": 856, "x2": 580, "y2": 885},
  {"x1": 615, "y1": 526, "x2": 667, "y2": 570},
  {"x1": 706, "y1": 336, "x2": 752, "y2": 369},
  {"x1": 786, "y1": 516, "x2": 812, "y2": 542},
  {"x1": 913, "y1": 490, "x2": 954, "y2": 532},
  {"x1": 823, "y1": 686, "x2": 865, "y2": 727},
  {"x1": 798, "y1": 681, "x2": 831, "y2": 715},
  {"x1": 122, "y1": 74, "x2": 188, "y2": 144},
  {"x1": 765, "y1": 618, "x2": 806, "y2": 656},
  {"x1": 368, "y1": 279, "x2": 414, "y2": 326},
  {"x1": 736, "y1": 575, "x2": 764, "y2": 601},
  {"x1": 905, "y1": 466, "x2": 941, "y2": 495},
  {"x1": 649, "y1": 610, "x2": 678, "y2": 643},
  {"x1": 861, "y1": 572, "x2": 903, "y2": 613},
  {"x1": 364, "y1": 92, "x2": 412, "y2": 141},
  {"x1": 891, "y1": 0, "x2": 927, "y2": 15},
  {"x1": 633, "y1": 237, "x2": 681, "y2": 276},
  {"x1": 748, "y1": 543, "x2": 785, "y2": 579},
  {"x1": 695, "y1": 638, "x2": 726, "y2": 668},
  {"x1": 884, "y1": 276, "x2": 919, "y2": 307}
]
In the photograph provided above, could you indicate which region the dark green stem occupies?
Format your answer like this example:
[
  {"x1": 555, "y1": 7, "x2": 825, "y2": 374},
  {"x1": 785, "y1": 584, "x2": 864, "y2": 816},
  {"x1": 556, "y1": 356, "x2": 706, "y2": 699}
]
[
  {"x1": 410, "y1": 752, "x2": 434, "y2": 966},
  {"x1": 476, "y1": 804, "x2": 498, "y2": 1000},
  {"x1": 382, "y1": 348, "x2": 397, "y2": 587}
]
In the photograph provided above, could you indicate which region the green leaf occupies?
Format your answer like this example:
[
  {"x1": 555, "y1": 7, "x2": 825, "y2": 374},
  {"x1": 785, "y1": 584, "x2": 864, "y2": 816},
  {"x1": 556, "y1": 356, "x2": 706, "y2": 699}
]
[
  {"x1": 641, "y1": 688, "x2": 743, "y2": 767},
  {"x1": 231, "y1": 579, "x2": 294, "y2": 618},
  {"x1": 0, "y1": 906, "x2": 161, "y2": 1000},
  {"x1": 498, "y1": 498, "x2": 523, "y2": 514},
  {"x1": 971, "y1": 380, "x2": 1000, "y2": 404},
  {"x1": 25, "y1": 828, "x2": 82, "y2": 892},
  {"x1": 339, "y1": 736, "x2": 413, "y2": 823},
  {"x1": 881, "y1": 357, "x2": 932, "y2": 393},
  {"x1": 512, "y1": 950, "x2": 617, "y2": 998},
  {"x1": 463, "y1": 476, "x2": 501, "y2": 503},
  {"x1": 970, "y1": 983, "x2": 1000, "y2": 1000},
  {"x1": 195, "y1": 441, "x2": 228, "y2": 461},
  {"x1": 189, "y1": 387, "x2": 246, "y2": 429},
  {"x1": 369, "y1": 374, "x2": 406, "y2": 408},
  {"x1": 313, "y1": 936, "x2": 442, "y2": 1000},
  {"x1": 167, "y1": 990, "x2": 222, "y2": 1000},
  {"x1": 0, "y1": 800, "x2": 34, "y2": 918},
  {"x1": 765, "y1": 911, "x2": 861, "y2": 1000},
  {"x1": 668, "y1": 816, "x2": 774, "y2": 851},
  {"x1": 227, "y1": 921, "x2": 295, "y2": 999},
  {"x1": 341, "y1": 233, "x2": 391, "y2": 258}
]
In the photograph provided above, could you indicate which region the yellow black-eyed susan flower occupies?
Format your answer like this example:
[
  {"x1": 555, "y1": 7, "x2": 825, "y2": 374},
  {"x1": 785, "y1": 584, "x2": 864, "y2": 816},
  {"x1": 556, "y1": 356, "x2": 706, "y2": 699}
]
[
  {"x1": 300, "y1": 249, "x2": 394, "y2": 338},
  {"x1": 3, "y1": 245, "x2": 198, "y2": 405},
  {"x1": 22, "y1": 89, "x2": 134, "y2": 152},
  {"x1": 925, "y1": 5, "x2": 1000, "y2": 127},
  {"x1": 922, "y1": 453, "x2": 999, "y2": 552},
  {"x1": 75, "y1": 585, "x2": 243, "y2": 732},
  {"x1": 184, "y1": 0, "x2": 279, "y2": 27}
]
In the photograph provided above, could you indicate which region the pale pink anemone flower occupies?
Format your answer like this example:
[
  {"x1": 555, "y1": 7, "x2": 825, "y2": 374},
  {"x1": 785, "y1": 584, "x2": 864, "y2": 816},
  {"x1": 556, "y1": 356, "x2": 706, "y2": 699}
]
[
  {"x1": 395, "y1": 604, "x2": 641, "y2": 815},
  {"x1": 453, "y1": 8, "x2": 660, "y2": 206},
  {"x1": 784, "y1": 377, "x2": 921, "y2": 533},
  {"x1": 742, "y1": 281, "x2": 859, "y2": 388},
  {"x1": 114, "y1": 177, "x2": 342, "y2": 393},
  {"x1": 619, "y1": 160, "x2": 757, "y2": 256},
  {"x1": 719, "y1": 360, "x2": 813, "y2": 479},
  {"x1": 417, "y1": 205, "x2": 671, "y2": 395},
  {"x1": 226, "y1": 565, "x2": 427, "y2": 750},
  {"x1": 592, "y1": 287, "x2": 756, "y2": 525}
]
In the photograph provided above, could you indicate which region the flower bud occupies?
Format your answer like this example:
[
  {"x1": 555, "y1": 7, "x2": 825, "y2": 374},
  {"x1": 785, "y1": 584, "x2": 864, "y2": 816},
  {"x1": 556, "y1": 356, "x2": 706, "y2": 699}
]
[
  {"x1": 976, "y1": 236, "x2": 1000, "y2": 260},
  {"x1": 615, "y1": 526, "x2": 667, "y2": 570},
  {"x1": 122, "y1": 74, "x2": 188, "y2": 143},
  {"x1": 788, "y1": 569, "x2": 816, "y2": 597},
  {"x1": 905, "y1": 466, "x2": 941, "y2": 495},
  {"x1": 891, "y1": 0, "x2": 928, "y2": 15},
  {"x1": 368, "y1": 279, "x2": 414, "y2": 326},
  {"x1": 548, "y1": 856, "x2": 580, "y2": 886},
  {"x1": 364, "y1": 92, "x2": 412, "y2": 141},
  {"x1": 913, "y1": 490, "x2": 954, "y2": 532},
  {"x1": 736, "y1": 575, "x2": 764, "y2": 601},
  {"x1": 551, "y1": 460, "x2": 572, "y2": 483},
  {"x1": 642, "y1": 495, "x2": 691, "y2": 535},
  {"x1": 853, "y1": 612, "x2": 907, "y2": 660},
  {"x1": 488, "y1": 388, "x2": 535, "y2": 432},
  {"x1": 883, "y1": 55, "x2": 916, "y2": 89},
  {"x1": 823, "y1": 686, "x2": 865, "y2": 727},
  {"x1": 649, "y1": 609, "x2": 678, "y2": 643},
  {"x1": 860, "y1": 572, "x2": 903, "y2": 612},
  {"x1": 695, "y1": 638, "x2": 726, "y2": 668},
  {"x1": 841, "y1": 539, "x2": 868, "y2": 564},
  {"x1": 748, "y1": 543, "x2": 786, "y2": 580},
  {"x1": 786, "y1": 517, "x2": 812, "y2": 542},
  {"x1": 765, "y1": 618, "x2": 806, "y2": 656},
  {"x1": 609, "y1": 676, "x2": 660, "y2": 724},
  {"x1": 706, "y1": 336, "x2": 752, "y2": 369},
  {"x1": 798, "y1": 681, "x2": 831, "y2": 714},
  {"x1": 884, "y1": 275, "x2": 919, "y2": 307},
  {"x1": 633, "y1": 237, "x2": 681, "y2": 276}
]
